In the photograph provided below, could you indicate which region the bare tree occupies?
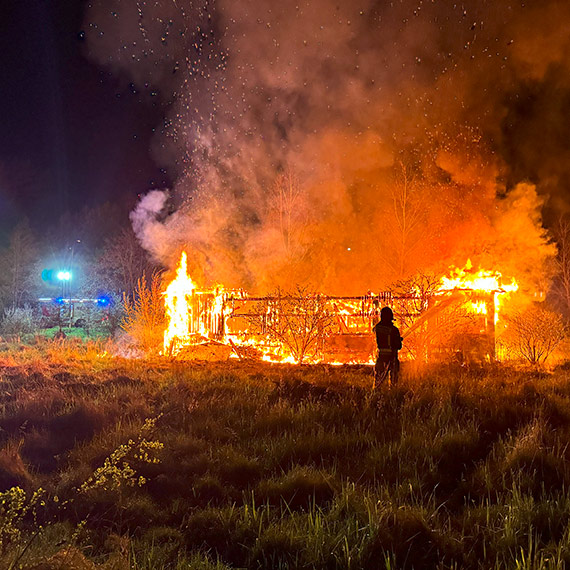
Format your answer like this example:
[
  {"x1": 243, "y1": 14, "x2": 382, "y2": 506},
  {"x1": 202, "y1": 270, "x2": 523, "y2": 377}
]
[
  {"x1": 0, "y1": 220, "x2": 39, "y2": 309},
  {"x1": 391, "y1": 271, "x2": 441, "y2": 361},
  {"x1": 502, "y1": 304, "x2": 565, "y2": 366},
  {"x1": 249, "y1": 286, "x2": 334, "y2": 364},
  {"x1": 392, "y1": 271, "x2": 440, "y2": 330},
  {"x1": 386, "y1": 161, "x2": 428, "y2": 280},
  {"x1": 96, "y1": 229, "x2": 156, "y2": 297},
  {"x1": 393, "y1": 271, "x2": 497, "y2": 363},
  {"x1": 552, "y1": 216, "x2": 570, "y2": 319},
  {"x1": 270, "y1": 168, "x2": 302, "y2": 256}
]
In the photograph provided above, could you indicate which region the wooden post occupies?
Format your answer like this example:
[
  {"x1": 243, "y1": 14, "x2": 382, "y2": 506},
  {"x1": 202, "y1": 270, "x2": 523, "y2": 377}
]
[{"x1": 486, "y1": 292, "x2": 496, "y2": 362}]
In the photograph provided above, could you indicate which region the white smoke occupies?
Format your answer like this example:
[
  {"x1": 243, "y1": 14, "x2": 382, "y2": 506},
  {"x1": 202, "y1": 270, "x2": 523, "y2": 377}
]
[{"x1": 129, "y1": 189, "x2": 170, "y2": 260}]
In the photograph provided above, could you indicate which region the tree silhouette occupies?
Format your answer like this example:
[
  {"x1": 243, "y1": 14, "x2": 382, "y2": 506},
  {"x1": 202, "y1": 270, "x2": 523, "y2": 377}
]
[{"x1": 0, "y1": 220, "x2": 39, "y2": 309}]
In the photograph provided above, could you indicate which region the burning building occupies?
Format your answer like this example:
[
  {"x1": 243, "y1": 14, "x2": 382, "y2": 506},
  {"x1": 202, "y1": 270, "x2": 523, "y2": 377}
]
[{"x1": 162, "y1": 253, "x2": 519, "y2": 365}]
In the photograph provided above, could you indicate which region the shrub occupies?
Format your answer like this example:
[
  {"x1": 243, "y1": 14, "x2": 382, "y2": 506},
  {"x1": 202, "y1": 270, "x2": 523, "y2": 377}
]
[
  {"x1": 121, "y1": 273, "x2": 165, "y2": 353},
  {"x1": 0, "y1": 306, "x2": 38, "y2": 337},
  {"x1": 502, "y1": 304, "x2": 566, "y2": 365},
  {"x1": 0, "y1": 486, "x2": 46, "y2": 556},
  {"x1": 248, "y1": 286, "x2": 334, "y2": 364}
]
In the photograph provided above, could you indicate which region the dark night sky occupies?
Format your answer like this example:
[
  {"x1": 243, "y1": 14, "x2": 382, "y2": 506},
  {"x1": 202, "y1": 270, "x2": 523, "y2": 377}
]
[{"x1": 0, "y1": 0, "x2": 169, "y2": 238}]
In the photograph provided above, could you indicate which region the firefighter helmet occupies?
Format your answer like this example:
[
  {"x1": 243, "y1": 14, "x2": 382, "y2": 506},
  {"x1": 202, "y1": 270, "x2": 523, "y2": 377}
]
[{"x1": 380, "y1": 306, "x2": 394, "y2": 322}]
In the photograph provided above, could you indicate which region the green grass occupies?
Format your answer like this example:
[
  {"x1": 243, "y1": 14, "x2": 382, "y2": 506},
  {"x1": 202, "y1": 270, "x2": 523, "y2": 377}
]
[
  {"x1": 2, "y1": 343, "x2": 570, "y2": 568},
  {"x1": 38, "y1": 326, "x2": 109, "y2": 340}
]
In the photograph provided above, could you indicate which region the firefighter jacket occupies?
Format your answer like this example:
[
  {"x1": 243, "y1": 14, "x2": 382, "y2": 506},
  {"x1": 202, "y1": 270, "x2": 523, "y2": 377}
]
[{"x1": 373, "y1": 320, "x2": 402, "y2": 357}]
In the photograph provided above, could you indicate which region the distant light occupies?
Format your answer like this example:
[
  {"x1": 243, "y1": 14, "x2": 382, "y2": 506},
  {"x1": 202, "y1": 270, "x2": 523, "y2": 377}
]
[
  {"x1": 347, "y1": 247, "x2": 351, "y2": 251},
  {"x1": 57, "y1": 271, "x2": 72, "y2": 281},
  {"x1": 55, "y1": 297, "x2": 65, "y2": 305},
  {"x1": 97, "y1": 296, "x2": 111, "y2": 306},
  {"x1": 41, "y1": 269, "x2": 53, "y2": 281}
]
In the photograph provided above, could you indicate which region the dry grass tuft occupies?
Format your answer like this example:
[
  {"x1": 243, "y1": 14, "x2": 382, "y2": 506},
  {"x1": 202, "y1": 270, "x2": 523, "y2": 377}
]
[{"x1": 0, "y1": 439, "x2": 33, "y2": 490}]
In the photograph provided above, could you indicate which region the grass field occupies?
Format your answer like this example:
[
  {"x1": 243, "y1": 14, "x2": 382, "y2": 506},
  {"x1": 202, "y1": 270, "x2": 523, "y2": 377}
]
[{"x1": 2, "y1": 339, "x2": 570, "y2": 569}]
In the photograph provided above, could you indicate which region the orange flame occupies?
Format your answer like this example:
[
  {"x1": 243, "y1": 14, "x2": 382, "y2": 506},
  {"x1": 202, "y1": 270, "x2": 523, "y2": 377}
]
[
  {"x1": 163, "y1": 251, "x2": 196, "y2": 353},
  {"x1": 163, "y1": 252, "x2": 228, "y2": 355},
  {"x1": 438, "y1": 259, "x2": 519, "y2": 324}
]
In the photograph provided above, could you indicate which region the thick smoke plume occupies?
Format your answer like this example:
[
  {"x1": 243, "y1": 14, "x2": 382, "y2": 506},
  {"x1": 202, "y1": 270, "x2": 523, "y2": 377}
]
[{"x1": 84, "y1": 0, "x2": 568, "y2": 294}]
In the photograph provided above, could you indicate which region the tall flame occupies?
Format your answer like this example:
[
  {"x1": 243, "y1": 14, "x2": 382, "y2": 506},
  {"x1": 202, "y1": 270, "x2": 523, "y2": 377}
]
[{"x1": 163, "y1": 251, "x2": 196, "y2": 354}]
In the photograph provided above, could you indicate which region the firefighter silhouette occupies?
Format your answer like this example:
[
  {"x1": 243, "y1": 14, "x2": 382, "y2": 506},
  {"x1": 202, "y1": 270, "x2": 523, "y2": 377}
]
[{"x1": 373, "y1": 306, "x2": 402, "y2": 387}]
